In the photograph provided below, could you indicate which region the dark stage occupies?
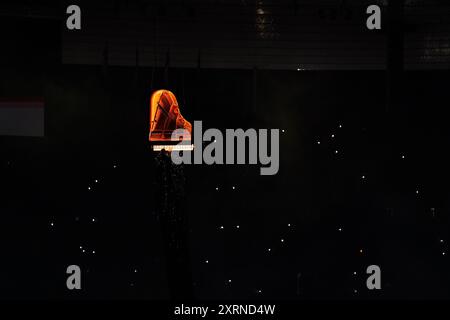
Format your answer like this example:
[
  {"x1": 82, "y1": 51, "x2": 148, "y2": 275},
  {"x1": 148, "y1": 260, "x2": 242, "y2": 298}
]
[{"x1": 1, "y1": 0, "x2": 450, "y2": 309}]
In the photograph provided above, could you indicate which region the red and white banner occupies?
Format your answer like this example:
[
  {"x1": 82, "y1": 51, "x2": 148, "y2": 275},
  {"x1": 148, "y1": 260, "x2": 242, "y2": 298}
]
[{"x1": 0, "y1": 99, "x2": 44, "y2": 137}]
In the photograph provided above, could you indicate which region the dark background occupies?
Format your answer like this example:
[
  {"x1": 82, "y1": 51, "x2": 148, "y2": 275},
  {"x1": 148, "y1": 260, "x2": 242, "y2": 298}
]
[{"x1": 1, "y1": 0, "x2": 450, "y2": 300}]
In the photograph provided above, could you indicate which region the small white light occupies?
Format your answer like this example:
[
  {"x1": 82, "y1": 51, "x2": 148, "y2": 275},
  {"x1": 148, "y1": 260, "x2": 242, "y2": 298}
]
[
  {"x1": 92, "y1": 218, "x2": 96, "y2": 222},
  {"x1": 88, "y1": 187, "x2": 91, "y2": 190},
  {"x1": 205, "y1": 260, "x2": 209, "y2": 264},
  {"x1": 281, "y1": 239, "x2": 284, "y2": 243},
  {"x1": 95, "y1": 179, "x2": 98, "y2": 183},
  {"x1": 339, "y1": 124, "x2": 342, "y2": 128},
  {"x1": 268, "y1": 248, "x2": 271, "y2": 252},
  {"x1": 215, "y1": 187, "x2": 219, "y2": 191},
  {"x1": 82, "y1": 249, "x2": 86, "y2": 253},
  {"x1": 353, "y1": 272, "x2": 357, "y2": 275},
  {"x1": 232, "y1": 186, "x2": 235, "y2": 190},
  {"x1": 362, "y1": 175, "x2": 365, "y2": 179},
  {"x1": 317, "y1": 141, "x2": 321, "y2": 145},
  {"x1": 50, "y1": 222, "x2": 54, "y2": 227},
  {"x1": 288, "y1": 223, "x2": 291, "y2": 227},
  {"x1": 92, "y1": 250, "x2": 95, "y2": 254},
  {"x1": 331, "y1": 134, "x2": 335, "y2": 138},
  {"x1": 440, "y1": 240, "x2": 444, "y2": 243},
  {"x1": 228, "y1": 279, "x2": 232, "y2": 283},
  {"x1": 401, "y1": 155, "x2": 405, "y2": 159},
  {"x1": 443, "y1": 252, "x2": 446, "y2": 256},
  {"x1": 214, "y1": 139, "x2": 217, "y2": 143},
  {"x1": 335, "y1": 150, "x2": 338, "y2": 154},
  {"x1": 220, "y1": 226, "x2": 224, "y2": 229},
  {"x1": 258, "y1": 289, "x2": 262, "y2": 293},
  {"x1": 80, "y1": 246, "x2": 82, "y2": 249},
  {"x1": 416, "y1": 190, "x2": 419, "y2": 194},
  {"x1": 134, "y1": 269, "x2": 137, "y2": 273},
  {"x1": 354, "y1": 289, "x2": 358, "y2": 293},
  {"x1": 236, "y1": 225, "x2": 240, "y2": 229},
  {"x1": 338, "y1": 228, "x2": 342, "y2": 232},
  {"x1": 282, "y1": 129, "x2": 285, "y2": 133}
]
